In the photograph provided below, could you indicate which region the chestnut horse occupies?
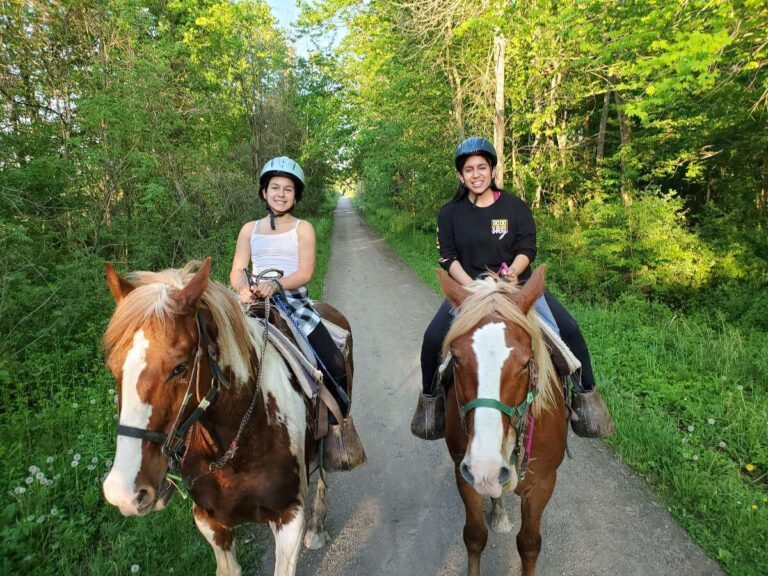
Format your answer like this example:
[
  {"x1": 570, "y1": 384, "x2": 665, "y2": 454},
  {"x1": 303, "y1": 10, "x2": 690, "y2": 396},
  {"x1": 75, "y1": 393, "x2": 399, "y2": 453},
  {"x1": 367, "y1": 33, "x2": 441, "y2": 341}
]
[
  {"x1": 438, "y1": 266, "x2": 567, "y2": 576},
  {"x1": 101, "y1": 259, "x2": 349, "y2": 575}
]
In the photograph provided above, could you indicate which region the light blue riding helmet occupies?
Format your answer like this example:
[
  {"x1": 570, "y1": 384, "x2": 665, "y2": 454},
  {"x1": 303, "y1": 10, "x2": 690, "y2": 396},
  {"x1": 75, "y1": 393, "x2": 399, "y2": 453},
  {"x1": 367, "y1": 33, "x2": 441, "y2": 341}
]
[{"x1": 259, "y1": 156, "x2": 305, "y2": 200}]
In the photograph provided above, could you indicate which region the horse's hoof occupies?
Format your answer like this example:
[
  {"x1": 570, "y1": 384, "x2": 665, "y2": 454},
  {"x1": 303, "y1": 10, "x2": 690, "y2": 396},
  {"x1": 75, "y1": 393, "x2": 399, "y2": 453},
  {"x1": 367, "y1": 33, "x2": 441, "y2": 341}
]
[
  {"x1": 571, "y1": 387, "x2": 615, "y2": 438},
  {"x1": 304, "y1": 530, "x2": 330, "y2": 549}
]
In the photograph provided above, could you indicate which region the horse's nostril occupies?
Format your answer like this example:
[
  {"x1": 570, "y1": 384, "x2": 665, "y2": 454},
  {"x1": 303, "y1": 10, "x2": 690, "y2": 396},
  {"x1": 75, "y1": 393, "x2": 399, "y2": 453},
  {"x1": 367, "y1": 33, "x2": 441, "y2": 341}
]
[
  {"x1": 499, "y1": 465, "x2": 512, "y2": 486},
  {"x1": 460, "y1": 461, "x2": 475, "y2": 484},
  {"x1": 135, "y1": 487, "x2": 155, "y2": 510}
]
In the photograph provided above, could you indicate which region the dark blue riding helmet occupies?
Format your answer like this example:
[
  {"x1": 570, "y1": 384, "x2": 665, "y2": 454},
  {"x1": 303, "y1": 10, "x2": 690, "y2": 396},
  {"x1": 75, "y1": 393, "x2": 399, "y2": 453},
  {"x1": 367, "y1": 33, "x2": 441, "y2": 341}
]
[{"x1": 454, "y1": 136, "x2": 498, "y2": 171}]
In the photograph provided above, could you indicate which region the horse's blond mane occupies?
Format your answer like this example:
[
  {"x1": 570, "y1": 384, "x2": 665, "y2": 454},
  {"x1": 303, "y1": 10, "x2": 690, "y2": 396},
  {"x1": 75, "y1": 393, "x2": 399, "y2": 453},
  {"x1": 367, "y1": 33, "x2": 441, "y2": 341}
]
[
  {"x1": 442, "y1": 275, "x2": 559, "y2": 415},
  {"x1": 103, "y1": 261, "x2": 258, "y2": 388}
]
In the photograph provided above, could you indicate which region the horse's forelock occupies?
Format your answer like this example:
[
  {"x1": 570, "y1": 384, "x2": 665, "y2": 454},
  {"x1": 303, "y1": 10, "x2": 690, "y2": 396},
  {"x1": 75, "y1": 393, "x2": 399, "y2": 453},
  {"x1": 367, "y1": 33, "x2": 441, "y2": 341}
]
[
  {"x1": 103, "y1": 284, "x2": 175, "y2": 359},
  {"x1": 103, "y1": 262, "x2": 258, "y2": 389},
  {"x1": 443, "y1": 276, "x2": 558, "y2": 415}
]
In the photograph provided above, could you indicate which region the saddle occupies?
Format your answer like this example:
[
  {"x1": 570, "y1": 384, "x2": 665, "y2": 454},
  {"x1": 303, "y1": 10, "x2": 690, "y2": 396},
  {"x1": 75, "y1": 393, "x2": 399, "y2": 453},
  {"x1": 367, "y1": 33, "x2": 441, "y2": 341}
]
[{"x1": 246, "y1": 302, "x2": 365, "y2": 471}]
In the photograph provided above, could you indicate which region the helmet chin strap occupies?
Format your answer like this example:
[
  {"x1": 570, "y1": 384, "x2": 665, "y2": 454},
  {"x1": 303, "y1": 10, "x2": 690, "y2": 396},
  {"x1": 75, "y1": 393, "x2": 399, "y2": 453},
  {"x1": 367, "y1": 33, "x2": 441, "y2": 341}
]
[{"x1": 266, "y1": 205, "x2": 292, "y2": 230}]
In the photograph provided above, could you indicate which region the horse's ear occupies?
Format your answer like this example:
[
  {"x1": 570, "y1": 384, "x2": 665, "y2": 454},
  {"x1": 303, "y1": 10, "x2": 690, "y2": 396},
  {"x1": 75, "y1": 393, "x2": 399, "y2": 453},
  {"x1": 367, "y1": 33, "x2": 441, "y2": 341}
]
[
  {"x1": 514, "y1": 265, "x2": 546, "y2": 313},
  {"x1": 105, "y1": 262, "x2": 136, "y2": 303},
  {"x1": 438, "y1": 269, "x2": 470, "y2": 308},
  {"x1": 173, "y1": 258, "x2": 211, "y2": 313}
]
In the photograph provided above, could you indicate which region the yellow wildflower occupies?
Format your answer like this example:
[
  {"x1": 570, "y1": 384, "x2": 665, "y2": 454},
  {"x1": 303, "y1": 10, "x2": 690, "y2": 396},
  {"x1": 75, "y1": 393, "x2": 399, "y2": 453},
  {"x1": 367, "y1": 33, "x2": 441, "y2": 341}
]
[
  {"x1": 745, "y1": 463, "x2": 755, "y2": 472},
  {"x1": 752, "y1": 504, "x2": 758, "y2": 511}
]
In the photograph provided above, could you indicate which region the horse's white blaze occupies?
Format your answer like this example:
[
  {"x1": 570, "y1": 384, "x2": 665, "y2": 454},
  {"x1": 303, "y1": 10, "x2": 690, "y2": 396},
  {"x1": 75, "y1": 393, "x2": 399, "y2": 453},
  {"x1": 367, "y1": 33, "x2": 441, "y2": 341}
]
[
  {"x1": 194, "y1": 513, "x2": 242, "y2": 576},
  {"x1": 270, "y1": 507, "x2": 305, "y2": 576},
  {"x1": 103, "y1": 330, "x2": 152, "y2": 513},
  {"x1": 469, "y1": 322, "x2": 510, "y2": 461}
]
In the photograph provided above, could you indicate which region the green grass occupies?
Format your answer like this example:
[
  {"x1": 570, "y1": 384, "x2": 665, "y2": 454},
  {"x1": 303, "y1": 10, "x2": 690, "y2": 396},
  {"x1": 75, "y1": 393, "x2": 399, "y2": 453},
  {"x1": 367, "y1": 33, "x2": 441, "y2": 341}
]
[
  {"x1": 356, "y1": 198, "x2": 768, "y2": 576},
  {"x1": 0, "y1": 210, "x2": 335, "y2": 575}
]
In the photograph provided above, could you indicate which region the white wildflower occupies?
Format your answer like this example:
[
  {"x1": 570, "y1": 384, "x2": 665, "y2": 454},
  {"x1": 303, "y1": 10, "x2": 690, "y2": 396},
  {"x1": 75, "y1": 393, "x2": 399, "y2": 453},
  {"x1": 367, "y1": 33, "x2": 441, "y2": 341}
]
[
  {"x1": 25, "y1": 477, "x2": 33, "y2": 485},
  {"x1": 28, "y1": 465, "x2": 40, "y2": 474},
  {"x1": 36, "y1": 515, "x2": 45, "y2": 523},
  {"x1": 91, "y1": 457, "x2": 98, "y2": 464},
  {"x1": 73, "y1": 453, "x2": 81, "y2": 461},
  {"x1": 71, "y1": 460, "x2": 79, "y2": 467},
  {"x1": 72, "y1": 403, "x2": 79, "y2": 409},
  {"x1": 687, "y1": 425, "x2": 694, "y2": 432},
  {"x1": 718, "y1": 441, "x2": 726, "y2": 448},
  {"x1": 707, "y1": 418, "x2": 715, "y2": 425},
  {"x1": 46, "y1": 457, "x2": 54, "y2": 464},
  {"x1": 131, "y1": 565, "x2": 140, "y2": 573}
]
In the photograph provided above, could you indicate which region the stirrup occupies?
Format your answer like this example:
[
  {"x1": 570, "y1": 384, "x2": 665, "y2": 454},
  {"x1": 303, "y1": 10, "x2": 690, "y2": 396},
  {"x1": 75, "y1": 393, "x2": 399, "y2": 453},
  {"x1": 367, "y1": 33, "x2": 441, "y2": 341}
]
[
  {"x1": 570, "y1": 387, "x2": 615, "y2": 438},
  {"x1": 410, "y1": 391, "x2": 445, "y2": 440},
  {"x1": 323, "y1": 415, "x2": 367, "y2": 472}
]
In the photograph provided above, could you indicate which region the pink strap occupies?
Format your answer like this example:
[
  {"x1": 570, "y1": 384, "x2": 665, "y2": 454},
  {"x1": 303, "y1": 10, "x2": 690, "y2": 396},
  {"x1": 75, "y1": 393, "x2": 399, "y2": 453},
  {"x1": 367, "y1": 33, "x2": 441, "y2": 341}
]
[{"x1": 525, "y1": 413, "x2": 535, "y2": 458}]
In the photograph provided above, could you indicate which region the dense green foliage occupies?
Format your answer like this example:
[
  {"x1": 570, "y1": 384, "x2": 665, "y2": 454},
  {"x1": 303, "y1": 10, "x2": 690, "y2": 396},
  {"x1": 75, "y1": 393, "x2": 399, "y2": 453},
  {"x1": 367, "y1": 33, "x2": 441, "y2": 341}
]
[
  {"x1": 301, "y1": 0, "x2": 767, "y2": 322},
  {"x1": 1, "y1": 1, "x2": 337, "y2": 573}
]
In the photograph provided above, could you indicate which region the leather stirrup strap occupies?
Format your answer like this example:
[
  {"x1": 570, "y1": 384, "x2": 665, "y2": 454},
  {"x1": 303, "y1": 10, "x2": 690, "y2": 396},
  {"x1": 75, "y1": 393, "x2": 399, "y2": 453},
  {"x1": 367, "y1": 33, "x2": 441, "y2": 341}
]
[{"x1": 318, "y1": 381, "x2": 344, "y2": 424}]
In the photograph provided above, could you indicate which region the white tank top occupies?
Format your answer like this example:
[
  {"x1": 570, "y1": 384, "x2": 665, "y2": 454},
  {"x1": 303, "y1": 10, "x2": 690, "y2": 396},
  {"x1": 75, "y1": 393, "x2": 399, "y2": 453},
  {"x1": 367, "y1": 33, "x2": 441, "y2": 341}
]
[{"x1": 250, "y1": 219, "x2": 301, "y2": 276}]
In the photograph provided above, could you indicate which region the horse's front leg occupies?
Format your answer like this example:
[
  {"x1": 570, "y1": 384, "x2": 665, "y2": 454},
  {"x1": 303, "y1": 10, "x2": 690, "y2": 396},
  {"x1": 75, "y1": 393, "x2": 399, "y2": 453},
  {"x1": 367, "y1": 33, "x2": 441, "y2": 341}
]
[
  {"x1": 193, "y1": 504, "x2": 242, "y2": 576},
  {"x1": 517, "y1": 472, "x2": 557, "y2": 576},
  {"x1": 270, "y1": 503, "x2": 305, "y2": 576},
  {"x1": 304, "y1": 471, "x2": 330, "y2": 549},
  {"x1": 455, "y1": 465, "x2": 488, "y2": 576}
]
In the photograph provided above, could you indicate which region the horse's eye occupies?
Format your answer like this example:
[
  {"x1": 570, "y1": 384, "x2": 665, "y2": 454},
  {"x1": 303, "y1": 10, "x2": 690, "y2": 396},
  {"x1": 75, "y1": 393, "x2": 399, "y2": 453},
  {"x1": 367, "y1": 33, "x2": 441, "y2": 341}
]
[{"x1": 170, "y1": 363, "x2": 187, "y2": 379}]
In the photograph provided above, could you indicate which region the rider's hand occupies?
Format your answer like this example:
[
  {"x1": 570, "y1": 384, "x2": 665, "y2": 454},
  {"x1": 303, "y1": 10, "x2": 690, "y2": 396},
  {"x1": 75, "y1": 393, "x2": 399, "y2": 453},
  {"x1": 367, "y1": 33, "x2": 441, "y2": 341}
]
[
  {"x1": 237, "y1": 284, "x2": 256, "y2": 303},
  {"x1": 254, "y1": 281, "x2": 277, "y2": 299}
]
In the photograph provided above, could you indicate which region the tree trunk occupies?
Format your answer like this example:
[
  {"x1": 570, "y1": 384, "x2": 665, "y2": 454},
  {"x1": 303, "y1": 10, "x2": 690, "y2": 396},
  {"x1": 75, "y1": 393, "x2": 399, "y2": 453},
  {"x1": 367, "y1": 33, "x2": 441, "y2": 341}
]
[
  {"x1": 493, "y1": 34, "x2": 506, "y2": 189},
  {"x1": 614, "y1": 89, "x2": 633, "y2": 204},
  {"x1": 448, "y1": 66, "x2": 465, "y2": 139},
  {"x1": 596, "y1": 90, "x2": 611, "y2": 162}
]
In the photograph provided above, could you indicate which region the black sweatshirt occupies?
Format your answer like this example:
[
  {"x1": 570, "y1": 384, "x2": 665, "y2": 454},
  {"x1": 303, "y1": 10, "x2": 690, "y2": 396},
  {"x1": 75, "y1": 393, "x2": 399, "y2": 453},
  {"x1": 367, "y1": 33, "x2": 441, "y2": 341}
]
[{"x1": 437, "y1": 192, "x2": 537, "y2": 280}]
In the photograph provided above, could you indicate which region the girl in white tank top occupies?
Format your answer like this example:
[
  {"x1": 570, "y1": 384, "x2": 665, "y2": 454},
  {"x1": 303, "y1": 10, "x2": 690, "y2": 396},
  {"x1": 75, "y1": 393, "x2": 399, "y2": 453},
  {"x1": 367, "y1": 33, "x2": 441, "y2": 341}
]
[{"x1": 228, "y1": 157, "x2": 349, "y2": 417}]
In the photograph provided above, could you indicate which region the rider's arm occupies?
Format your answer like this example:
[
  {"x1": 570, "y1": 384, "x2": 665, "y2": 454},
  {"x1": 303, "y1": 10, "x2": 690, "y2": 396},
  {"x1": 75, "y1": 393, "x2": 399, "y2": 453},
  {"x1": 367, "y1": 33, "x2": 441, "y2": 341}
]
[{"x1": 230, "y1": 222, "x2": 256, "y2": 301}]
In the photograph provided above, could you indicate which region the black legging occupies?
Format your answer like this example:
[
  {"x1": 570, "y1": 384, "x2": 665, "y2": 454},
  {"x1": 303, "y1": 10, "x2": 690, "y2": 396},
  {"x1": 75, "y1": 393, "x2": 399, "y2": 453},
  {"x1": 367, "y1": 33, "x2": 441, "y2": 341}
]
[
  {"x1": 420, "y1": 290, "x2": 596, "y2": 394},
  {"x1": 308, "y1": 322, "x2": 349, "y2": 416}
]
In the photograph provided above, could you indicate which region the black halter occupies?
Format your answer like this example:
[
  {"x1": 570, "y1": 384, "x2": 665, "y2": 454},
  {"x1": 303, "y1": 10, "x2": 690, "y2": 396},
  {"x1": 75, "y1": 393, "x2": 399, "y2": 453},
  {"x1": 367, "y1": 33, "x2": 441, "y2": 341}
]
[{"x1": 116, "y1": 312, "x2": 232, "y2": 471}]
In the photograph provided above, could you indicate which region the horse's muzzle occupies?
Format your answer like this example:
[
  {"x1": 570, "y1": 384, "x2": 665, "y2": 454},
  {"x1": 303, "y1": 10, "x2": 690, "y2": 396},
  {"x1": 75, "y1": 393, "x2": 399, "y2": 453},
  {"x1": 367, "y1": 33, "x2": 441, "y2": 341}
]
[{"x1": 460, "y1": 457, "x2": 515, "y2": 497}]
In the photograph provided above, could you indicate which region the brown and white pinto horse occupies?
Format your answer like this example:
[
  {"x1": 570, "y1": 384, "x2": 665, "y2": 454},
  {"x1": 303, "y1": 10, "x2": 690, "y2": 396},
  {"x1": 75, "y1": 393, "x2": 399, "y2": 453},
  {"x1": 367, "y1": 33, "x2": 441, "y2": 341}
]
[
  {"x1": 101, "y1": 259, "x2": 347, "y2": 576},
  {"x1": 438, "y1": 266, "x2": 567, "y2": 576}
]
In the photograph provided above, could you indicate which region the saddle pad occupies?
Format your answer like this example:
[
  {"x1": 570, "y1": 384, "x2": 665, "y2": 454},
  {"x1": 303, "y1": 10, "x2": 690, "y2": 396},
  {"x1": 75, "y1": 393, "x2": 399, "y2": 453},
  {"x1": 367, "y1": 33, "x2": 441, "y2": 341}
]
[
  {"x1": 538, "y1": 318, "x2": 581, "y2": 377},
  {"x1": 320, "y1": 318, "x2": 350, "y2": 359},
  {"x1": 253, "y1": 317, "x2": 322, "y2": 399}
]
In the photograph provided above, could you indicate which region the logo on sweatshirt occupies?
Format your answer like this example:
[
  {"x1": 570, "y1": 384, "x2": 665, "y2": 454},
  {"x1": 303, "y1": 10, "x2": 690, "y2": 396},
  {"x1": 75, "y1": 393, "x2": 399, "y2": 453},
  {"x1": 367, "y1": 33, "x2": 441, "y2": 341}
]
[{"x1": 491, "y1": 219, "x2": 508, "y2": 238}]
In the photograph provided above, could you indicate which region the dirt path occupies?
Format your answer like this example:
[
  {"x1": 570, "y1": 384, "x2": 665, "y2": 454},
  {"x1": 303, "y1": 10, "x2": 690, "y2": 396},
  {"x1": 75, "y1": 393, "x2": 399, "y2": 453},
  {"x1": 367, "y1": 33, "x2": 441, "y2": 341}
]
[{"x1": 259, "y1": 197, "x2": 722, "y2": 575}]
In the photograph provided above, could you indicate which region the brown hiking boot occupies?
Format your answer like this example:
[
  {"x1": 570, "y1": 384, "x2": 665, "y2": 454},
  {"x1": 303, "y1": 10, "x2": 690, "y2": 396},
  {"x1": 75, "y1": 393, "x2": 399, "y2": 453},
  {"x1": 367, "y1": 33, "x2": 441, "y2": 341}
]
[
  {"x1": 410, "y1": 392, "x2": 446, "y2": 440},
  {"x1": 571, "y1": 387, "x2": 615, "y2": 438}
]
